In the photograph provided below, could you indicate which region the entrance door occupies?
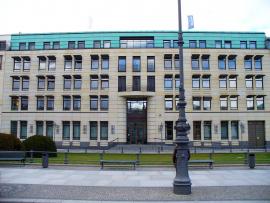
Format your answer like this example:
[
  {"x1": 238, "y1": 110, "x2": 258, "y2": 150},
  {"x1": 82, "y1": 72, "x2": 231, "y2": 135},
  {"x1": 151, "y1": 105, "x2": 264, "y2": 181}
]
[
  {"x1": 127, "y1": 99, "x2": 147, "y2": 144},
  {"x1": 127, "y1": 123, "x2": 145, "y2": 144},
  {"x1": 248, "y1": 121, "x2": 265, "y2": 148}
]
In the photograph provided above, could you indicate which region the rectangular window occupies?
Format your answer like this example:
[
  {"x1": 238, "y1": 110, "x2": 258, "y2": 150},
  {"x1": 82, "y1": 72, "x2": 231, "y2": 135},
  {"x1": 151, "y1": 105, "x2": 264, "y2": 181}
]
[
  {"x1": 228, "y1": 55, "x2": 236, "y2": 69},
  {"x1": 175, "y1": 75, "x2": 180, "y2": 89},
  {"x1": 164, "y1": 75, "x2": 173, "y2": 89},
  {"x1": 174, "y1": 55, "x2": 180, "y2": 69},
  {"x1": 48, "y1": 56, "x2": 56, "y2": 71},
  {"x1": 240, "y1": 41, "x2": 247, "y2": 49},
  {"x1": 229, "y1": 76, "x2": 237, "y2": 88},
  {"x1": 19, "y1": 42, "x2": 26, "y2": 50},
  {"x1": 12, "y1": 77, "x2": 20, "y2": 91},
  {"x1": 100, "y1": 96, "x2": 109, "y2": 110},
  {"x1": 132, "y1": 56, "x2": 141, "y2": 72},
  {"x1": 224, "y1": 41, "x2": 231, "y2": 48},
  {"x1": 103, "y1": 40, "x2": 111, "y2": 48},
  {"x1": 37, "y1": 76, "x2": 45, "y2": 90},
  {"x1": 219, "y1": 75, "x2": 227, "y2": 88},
  {"x1": 118, "y1": 56, "x2": 126, "y2": 72},
  {"x1": 28, "y1": 42, "x2": 34, "y2": 50},
  {"x1": 14, "y1": 57, "x2": 21, "y2": 71},
  {"x1": 100, "y1": 121, "x2": 108, "y2": 140},
  {"x1": 47, "y1": 76, "x2": 55, "y2": 90},
  {"x1": 22, "y1": 77, "x2": 29, "y2": 91},
  {"x1": 132, "y1": 76, "x2": 141, "y2": 91},
  {"x1": 255, "y1": 76, "x2": 263, "y2": 89},
  {"x1": 201, "y1": 55, "x2": 209, "y2": 70},
  {"x1": 147, "y1": 56, "x2": 155, "y2": 72},
  {"x1": 73, "y1": 75, "x2": 82, "y2": 90},
  {"x1": 231, "y1": 121, "x2": 239, "y2": 140},
  {"x1": 189, "y1": 40, "x2": 197, "y2": 48},
  {"x1": 254, "y1": 56, "x2": 262, "y2": 70},
  {"x1": 63, "y1": 75, "x2": 72, "y2": 90},
  {"x1": 199, "y1": 40, "x2": 206, "y2": 48},
  {"x1": 53, "y1": 41, "x2": 60, "y2": 49},
  {"x1": 38, "y1": 57, "x2": 46, "y2": 70},
  {"x1": 246, "y1": 96, "x2": 254, "y2": 110},
  {"x1": 10, "y1": 121, "x2": 18, "y2": 136},
  {"x1": 204, "y1": 121, "x2": 212, "y2": 140},
  {"x1": 64, "y1": 55, "x2": 72, "y2": 70},
  {"x1": 191, "y1": 55, "x2": 199, "y2": 70},
  {"x1": 218, "y1": 55, "x2": 226, "y2": 69},
  {"x1": 163, "y1": 40, "x2": 171, "y2": 48},
  {"x1": 73, "y1": 121, "x2": 80, "y2": 140},
  {"x1": 147, "y1": 76, "x2": 155, "y2": 92},
  {"x1": 249, "y1": 41, "x2": 256, "y2": 49},
  {"x1": 46, "y1": 121, "x2": 54, "y2": 138},
  {"x1": 164, "y1": 55, "x2": 172, "y2": 69},
  {"x1": 193, "y1": 121, "x2": 201, "y2": 140},
  {"x1": 101, "y1": 55, "x2": 109, "y2": 70},
  {"x1": 101, "y1": 75, "x2": 109, "y2": 89},
  {"x1": 63, "y1": 96, "x2": 71, "y2": 110},
  {"x1": 47, "y1": 96, "x2": 54, "y2": 110},
  {"x1": 21, "y1": 96, "x2": 28, "y2": 110},
  {"x1": 173, "y1": 40, "x2": 179, "y2": 48},
  {"x1": 165, "y1": 97, "x2": 173, "y2": 110},
  {"x1": 73, "y1": 96, "x2": 81, "y2": 110},
  {"x1": 11, "y1": 96, "x2": 19, "y2": 110},
  {"x1": 245, "y1": 76, "x2": 253, "y2": 88},
  {"x1": 202, "y1": 75, "x2": 210, "y2": 88},
  {"x1": 20, "y1": 121, "x2": 27, "y2": 139},
  {"x1": 90, "y1": 121, "x2": 98, "y2": 140},
  {"x1": 90, "y1": 96, "x2": 98, "y2": 110},
  {"x1": 192, "y1": 75, "x2": 200, "y2": 88},
  {"x1": 93, "y1": 40, "x2": 101, "y2": 48},
  {"x1": 256, "y1": 96, "x2": 264, "y2": 110},
  {"x1": 220, "y1": 96, "x2": 228, "y2": 110},
  {"x1": 0, "y1": 41, "x2": 6, "y2": 50},
  {"x1": 221, "y1": 121, "x2": 229, "y2": 140},
  {"x1": 203, "y1": 97, "x2": 211, "y2": 110},
  {"x1": 91, "y1": 55, "x2": 99, "y2": 70},
  {"x1": 230, "y1": 96, "x2": 238, "y2": 110},
  {"x1": 62, "y1": 121, "x2": 70, "y2": 140},
  {"x1": 44, "y1": 42, "x2": 51, "y2": 50},
  {"x1": 118, "y1": 76, "x2": 126, "y2": 92},
  {"x1": 68, "y1": 41, "x2": 76, "y2": 49},
  {"x1": 193, "y1": 97, "x2": 201, "y2": 110},
  {"x1": 215, "y1": 40, "x2": 222, "y2": 48},
  {"x1": 165, "y1": 121, "x2": 173, "y2": 140},
  {"x1": 23, "y1": 57, "x2": 31, "y2": 71},
  {"x1": 90, "y1": 75, "x2": 99, "y2": 90},
  {"x1": 37, "y1": 96, "x2": 45, "y2": 110},
  {"x1": 244, "y1": 56, "x2": 252, "y2": 70},
  {"x1": 78, "y1": 41, "x2": 85, "y2": 49},
  {"x1": 74, "y1": 55, "x2": 82, "y2": 70}
]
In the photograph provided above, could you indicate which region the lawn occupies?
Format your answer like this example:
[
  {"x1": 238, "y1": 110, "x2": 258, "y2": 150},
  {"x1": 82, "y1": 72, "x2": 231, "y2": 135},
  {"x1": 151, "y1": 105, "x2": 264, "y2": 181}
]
[{"x1": 25, "y1": 152, "x2": 270, "y2": 165}]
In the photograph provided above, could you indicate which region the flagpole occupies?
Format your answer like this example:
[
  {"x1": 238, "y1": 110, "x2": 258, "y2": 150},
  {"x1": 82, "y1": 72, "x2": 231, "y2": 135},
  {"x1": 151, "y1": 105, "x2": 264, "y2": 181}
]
[{"x1": 173, "y1": 0, "x2": 192, "y2": 195}]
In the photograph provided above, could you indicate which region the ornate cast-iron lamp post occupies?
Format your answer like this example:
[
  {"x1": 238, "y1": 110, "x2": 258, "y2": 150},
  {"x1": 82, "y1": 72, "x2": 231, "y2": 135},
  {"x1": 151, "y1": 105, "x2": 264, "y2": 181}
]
[{"x1": 173, "y1": 0, "x2": 192, "y2": 195}]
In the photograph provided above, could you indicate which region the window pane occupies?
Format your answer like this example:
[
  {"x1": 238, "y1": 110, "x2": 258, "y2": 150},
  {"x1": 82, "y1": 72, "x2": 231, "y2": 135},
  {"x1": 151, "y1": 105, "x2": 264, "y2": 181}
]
[
  {"x1": 46, "y1": 121, "x2": 54, "y2": 138},
  {"x1": 36, "y1": 121, "x2": 44, "y2": 136},
  {"x1": 133, "y1": 57, "x2": 141, "y2": 72},
  {"x1": 221, "y1": 121, "x2": 228, "y2": 140},
  {"x1": 20, "y1": 121, "x2": 27, "y2": 139},
  {"x1": 73, "y1": 121, "x2": 80, "y2": 140},
  {"x1": 231, "y1": 121, "x2": 239, "y2": 140},
  {"x1": 62, "y1": 121, "x2": 70, "y2": 140},
  {"x1": 204, "y1": 121, "x2": 212, "y2": 140},
  {"x1": 193, "y1": 121, "x2": 201, "y2": 140},
  {"x1": 90, "y1": 121, "x2": 98, "y2": 140},
  {"x1": 100, "y1": 121, "x2": 108, "y2": 140},
  {"x1": 118, "y1": 57, "x2": 126, "y2": 72},
  {"x1": 10, "y1": 121, "x2": 18, "y2": 136},
  {"x1": 165, "y1": 121, "x2": 173, "y2": 140}
]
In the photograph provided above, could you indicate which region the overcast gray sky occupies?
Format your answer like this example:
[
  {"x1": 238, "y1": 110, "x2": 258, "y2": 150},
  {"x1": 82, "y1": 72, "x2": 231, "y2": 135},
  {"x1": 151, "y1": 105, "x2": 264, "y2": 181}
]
[{"x1": 1, "y1": 0, "x2": 270, "y2": 35}]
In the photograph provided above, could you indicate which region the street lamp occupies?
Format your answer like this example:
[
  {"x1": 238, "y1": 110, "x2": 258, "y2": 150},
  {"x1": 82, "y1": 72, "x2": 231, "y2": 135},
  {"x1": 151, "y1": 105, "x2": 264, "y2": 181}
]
[{"x1": 173, "y1": 0, "x2": 192, "y2": 195}]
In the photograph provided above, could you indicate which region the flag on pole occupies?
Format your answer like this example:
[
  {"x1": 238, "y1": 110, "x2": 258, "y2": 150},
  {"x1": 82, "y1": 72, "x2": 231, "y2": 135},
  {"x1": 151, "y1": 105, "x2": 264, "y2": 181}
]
[{"x1": 188, "y1": 15, "x2": 194, "y2": 29}]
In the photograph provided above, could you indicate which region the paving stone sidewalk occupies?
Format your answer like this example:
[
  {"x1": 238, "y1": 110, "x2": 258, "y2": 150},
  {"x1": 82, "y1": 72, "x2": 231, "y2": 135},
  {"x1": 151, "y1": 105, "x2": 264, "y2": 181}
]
[{"x1": 0, "y1": 167, "x2": 270, "y2": 202}]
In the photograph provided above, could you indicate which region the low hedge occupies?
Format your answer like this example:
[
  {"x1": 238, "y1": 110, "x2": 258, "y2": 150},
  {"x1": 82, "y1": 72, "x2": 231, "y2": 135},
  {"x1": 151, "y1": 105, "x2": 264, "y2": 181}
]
[
  {"x1": 0, "y1": 133, "x2": 24, "y2": 151},
  {"x1": 23, "y1": 135, "x2": 57, "y2": 157}
]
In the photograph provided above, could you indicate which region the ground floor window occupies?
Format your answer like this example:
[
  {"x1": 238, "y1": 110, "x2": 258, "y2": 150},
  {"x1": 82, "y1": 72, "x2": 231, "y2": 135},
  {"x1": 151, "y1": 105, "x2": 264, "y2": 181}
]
[
  {"x1": 221, "y1": 121, "x2": 229, "y2": 140},
  {"x1": 193, "y1": 121, "x2": 201, "y2": 140},
  {"x1": 10, "y1": 121, "x2": 18, "y2": 136},
  {"x1": 73, "y1": 121, "x2": 80, "y2": 140},
  {"x1": 90, "y1": 121, "x2": 98, "y2": 140},
  {"x1": 231, "y1": 121, "x2": 239, "y2": 140},
  {"x1": 36, "y1": 121, "x2": 44, "y2": 136},
  {"x1": 20, "y1": 121, "x2": 27, "y2": 139},
  {"x1": 100, "y1": 121, "x2": 108, "y2": 140},
  {"x1": 62, "y1": 121, "x2": 70, "y2": 140},
  {"x1": 46, "y1": 121, "x2": 54, "y2": 138},
  {"x1": 203, "y1": 121, "x2": 212, "y2": 140},
  {"x1": 165, "y1": 121, "x2": 173, "y2": 140}
]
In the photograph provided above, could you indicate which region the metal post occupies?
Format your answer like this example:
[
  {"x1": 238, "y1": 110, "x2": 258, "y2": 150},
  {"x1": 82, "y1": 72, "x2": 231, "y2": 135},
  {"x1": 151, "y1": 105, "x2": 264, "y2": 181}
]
[{"x1": 173, "y1": 0, "x2": 192, "y2": 195}]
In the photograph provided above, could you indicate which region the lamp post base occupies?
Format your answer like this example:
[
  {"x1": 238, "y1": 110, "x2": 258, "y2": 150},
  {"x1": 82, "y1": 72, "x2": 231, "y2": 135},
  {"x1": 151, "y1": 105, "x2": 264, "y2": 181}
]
[{"x1": 173, "y1": 180, "x2": 191, "y2": 195}]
